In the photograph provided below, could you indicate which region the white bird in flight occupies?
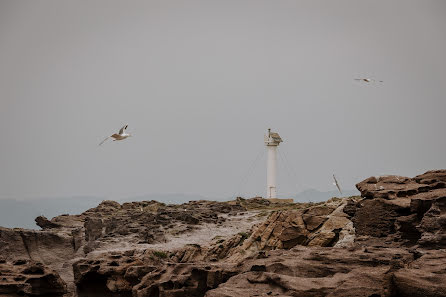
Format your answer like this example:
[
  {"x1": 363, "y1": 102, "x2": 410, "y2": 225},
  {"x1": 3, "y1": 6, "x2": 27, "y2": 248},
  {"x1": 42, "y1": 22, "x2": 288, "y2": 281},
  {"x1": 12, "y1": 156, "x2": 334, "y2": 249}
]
[
  {"x1": 333, "y1": 174, "x2": 342, "y2": 195},
  {"x1": 99, "y1": 124, "x2": 132, "y2": 146},
  {"x1": 355, "y1": 78, "x2": 383, "y2": 83}
]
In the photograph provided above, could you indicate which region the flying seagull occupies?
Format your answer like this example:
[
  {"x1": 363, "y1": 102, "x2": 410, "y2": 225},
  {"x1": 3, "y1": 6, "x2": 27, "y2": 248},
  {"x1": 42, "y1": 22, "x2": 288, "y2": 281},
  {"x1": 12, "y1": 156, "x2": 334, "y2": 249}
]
[
  {"x1": 99, "y1": 124, "x2": 132, "y2": 146},
  {"x1": 333, "y1": 174, "x2": 342, "y2": 195},
  {"x1": 355, "y1": 78, "x2": 383, "y2": 83}
]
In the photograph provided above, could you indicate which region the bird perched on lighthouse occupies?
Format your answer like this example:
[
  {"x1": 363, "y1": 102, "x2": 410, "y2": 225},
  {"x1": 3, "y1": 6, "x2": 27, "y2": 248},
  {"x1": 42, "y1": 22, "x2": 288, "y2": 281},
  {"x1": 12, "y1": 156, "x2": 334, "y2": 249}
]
[{"x1": 99, "y1": 124, "x2": 132, "y2": 146}]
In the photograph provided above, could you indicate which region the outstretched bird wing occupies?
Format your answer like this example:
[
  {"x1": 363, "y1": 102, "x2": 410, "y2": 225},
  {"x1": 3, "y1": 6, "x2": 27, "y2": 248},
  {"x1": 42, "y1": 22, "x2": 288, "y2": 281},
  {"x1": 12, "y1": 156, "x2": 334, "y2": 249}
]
[
  {"x1": 119, "y1": 124, "x2": 128, "y2": 135},
  {"x1": 99, "y1": 136, "x2": 110, "y2": 146},
  {"x1": 333, "y1": 174, "x2": 342, "y2": 195},
  {"x1": 355, "y1": 78, "x2": 372, "y2": 82},
  {"x1": 355, "y1": 78, "x2": 383, "y2": 83}
]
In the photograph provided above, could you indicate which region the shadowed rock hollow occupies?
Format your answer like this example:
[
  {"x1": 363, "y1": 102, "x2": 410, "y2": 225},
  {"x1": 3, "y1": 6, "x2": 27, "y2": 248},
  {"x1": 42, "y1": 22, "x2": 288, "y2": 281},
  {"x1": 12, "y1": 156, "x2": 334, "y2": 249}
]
[{"x1": 1, "y1": 170, "x2": 446, "y2": 297}]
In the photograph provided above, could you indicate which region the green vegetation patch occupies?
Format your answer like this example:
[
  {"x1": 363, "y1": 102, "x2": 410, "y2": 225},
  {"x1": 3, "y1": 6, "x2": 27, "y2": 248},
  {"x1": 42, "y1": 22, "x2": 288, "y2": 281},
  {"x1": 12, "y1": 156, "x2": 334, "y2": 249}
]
[
  {"x1": 238, "y1": 232, "x2": 251, "y2": 245},
  {"x1": 152, "y1": 250, "x2": 168, "y2": 259}
]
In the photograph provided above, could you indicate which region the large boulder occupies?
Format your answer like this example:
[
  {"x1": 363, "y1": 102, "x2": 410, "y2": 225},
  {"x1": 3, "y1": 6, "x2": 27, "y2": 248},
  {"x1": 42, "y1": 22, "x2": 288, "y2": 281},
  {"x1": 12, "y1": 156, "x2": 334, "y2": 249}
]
[
  {"x1": 34, "y1": 216, "x2": 61, "y2": 229},
  {"x1": 354, "y1": 170, "x2": 446, "y2": 247},
  {"x1": 356, "y1": 170, "x2": 446, "y2": 201},
  {"x1": 0, "y1": 227, "x2": 75, "y2": 263}
]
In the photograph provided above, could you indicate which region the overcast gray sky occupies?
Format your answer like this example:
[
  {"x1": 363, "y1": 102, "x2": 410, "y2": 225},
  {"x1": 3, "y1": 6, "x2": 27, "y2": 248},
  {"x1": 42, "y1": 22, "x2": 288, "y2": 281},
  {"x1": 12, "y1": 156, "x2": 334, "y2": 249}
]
[{"x1": 1, "y1": 0, "x2": 445, "y2": 201}]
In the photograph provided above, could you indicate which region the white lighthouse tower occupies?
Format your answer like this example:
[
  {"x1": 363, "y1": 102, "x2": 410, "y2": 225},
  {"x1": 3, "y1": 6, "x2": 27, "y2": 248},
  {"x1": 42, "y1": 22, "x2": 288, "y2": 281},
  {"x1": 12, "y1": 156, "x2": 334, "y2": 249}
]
[{"x1": 264, "y1": 129, "x2": 282, "y2": 199}]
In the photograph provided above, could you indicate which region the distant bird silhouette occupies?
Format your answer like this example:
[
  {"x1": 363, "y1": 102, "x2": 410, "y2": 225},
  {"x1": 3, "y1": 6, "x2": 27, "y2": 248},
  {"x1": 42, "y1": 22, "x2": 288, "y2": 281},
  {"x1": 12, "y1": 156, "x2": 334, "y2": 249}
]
[
  {"x1": 333, "y1": 174, "x2": 342, "y2": 195},
  {"x1": 99, "y1": 124, "x2": 132, "y2": 146},
  {"x1": 355, "y1": 78, "x2": 383, "y2": 83}
]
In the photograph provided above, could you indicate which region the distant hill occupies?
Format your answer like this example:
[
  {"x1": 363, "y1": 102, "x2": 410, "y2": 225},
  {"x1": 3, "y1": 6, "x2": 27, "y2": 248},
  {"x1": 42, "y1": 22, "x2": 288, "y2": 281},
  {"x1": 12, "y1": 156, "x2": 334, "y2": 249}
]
[{"x1": 294, "y1": 189, "x2": 360, "y2": 203}]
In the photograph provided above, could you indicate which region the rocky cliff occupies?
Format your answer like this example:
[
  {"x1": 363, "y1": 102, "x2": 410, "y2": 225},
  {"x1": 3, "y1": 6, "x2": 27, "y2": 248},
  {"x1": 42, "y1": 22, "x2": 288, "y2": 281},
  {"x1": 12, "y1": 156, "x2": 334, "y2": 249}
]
[{"x1": 1, "y1": 170, "x2": 446, "y2": 297}]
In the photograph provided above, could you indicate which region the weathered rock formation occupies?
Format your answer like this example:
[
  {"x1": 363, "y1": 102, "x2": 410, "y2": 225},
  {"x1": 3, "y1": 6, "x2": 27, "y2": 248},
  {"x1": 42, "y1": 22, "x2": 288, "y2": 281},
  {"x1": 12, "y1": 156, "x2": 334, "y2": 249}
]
[
  {"x1": 1, "y1": 170, "x2": 446, "y2": 297},
  {"x1": 0, "y1": 199, "x2": 254, "y2": 296},
  {"x1": 0, "y1": 259, "x2": 67, "y2": 296},
  {"x1": 232, "y1": 198, "x2": 356, "y2": 259},
  {"x1": 71, "y1": 243, "x2": 446, "y2": 297},
  {"x1": 35, "y1": 216, "x2": 62, "y2": 229},
  {"x1": 354, "y1": 169, "x2": 446, "y2": 247},
  {"x1": 207, "y1": 246, "x2": 415, "y2": 297}
]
